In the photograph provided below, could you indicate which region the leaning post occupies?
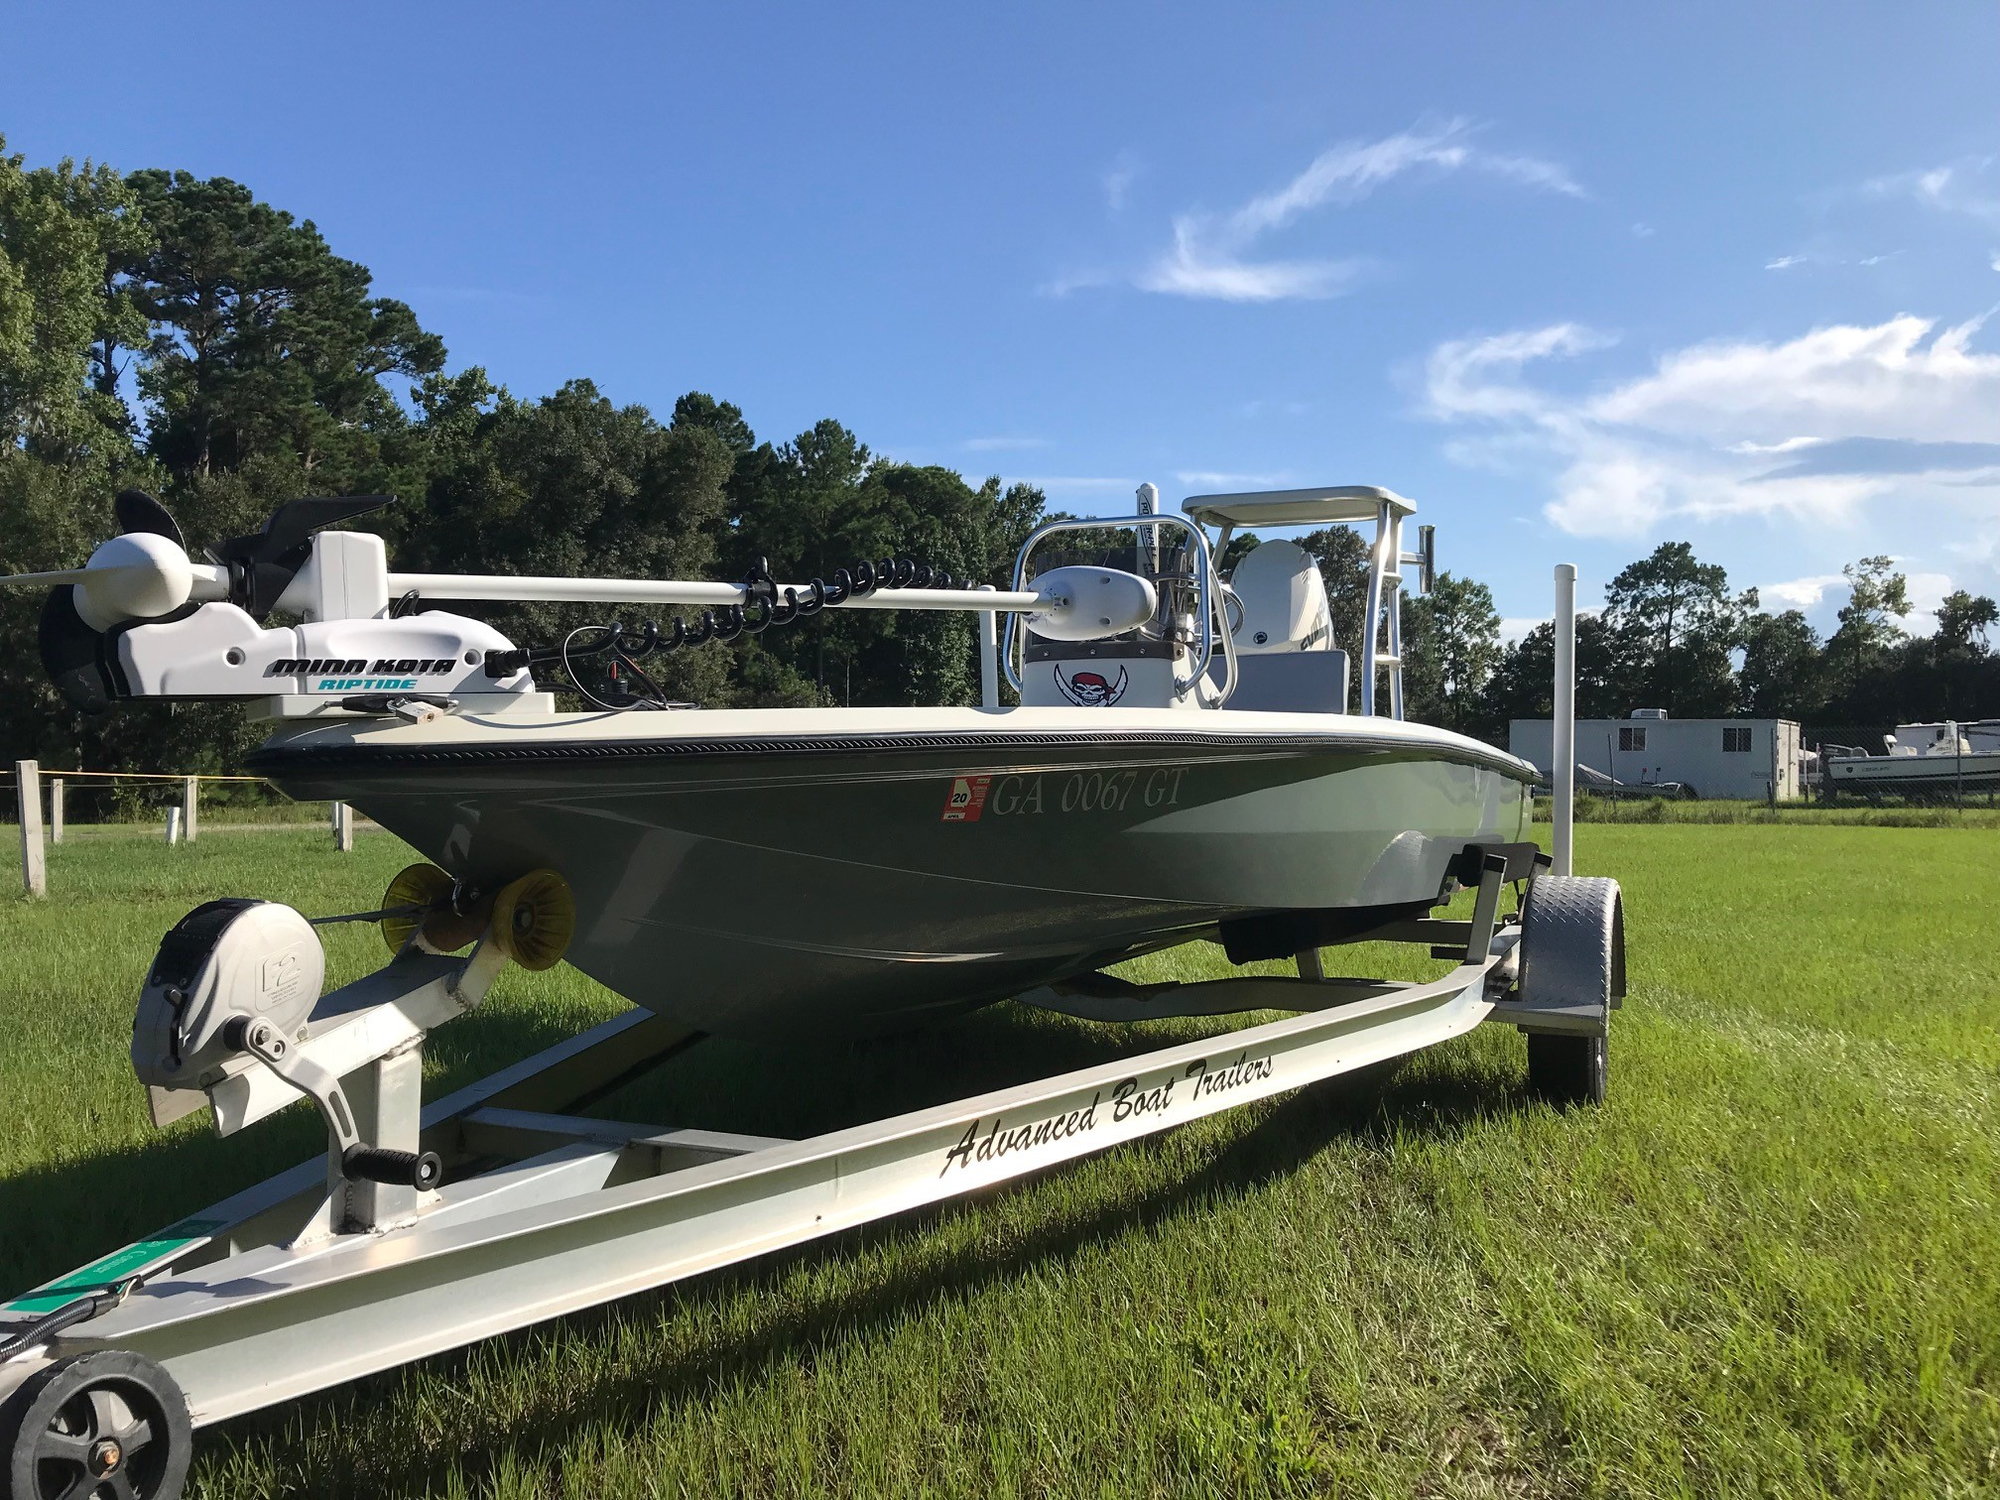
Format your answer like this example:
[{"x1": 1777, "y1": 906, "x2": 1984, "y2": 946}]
[
  {"x1": 16, "y1": 760, "x2": 46, "y2": 898},
  {"x1": 1552, "y1": 564, "x2": 1577, "y2": 877},
  {"x1": 183, "y1": 776, "x2": 199, "y2": 844}
]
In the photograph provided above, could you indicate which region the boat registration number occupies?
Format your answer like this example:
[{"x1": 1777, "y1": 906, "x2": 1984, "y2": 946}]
[{"x1": 942, "y1": 767, "x2": 1187, "y2": 821}]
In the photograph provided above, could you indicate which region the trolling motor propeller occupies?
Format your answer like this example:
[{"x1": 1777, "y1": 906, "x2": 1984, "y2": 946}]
[
  {"x1": 3, "y1": 489, "x2": 395, "y2": 712},
  {"x1": 29, "y1": 490, "x2": 203, "y2": 713}
]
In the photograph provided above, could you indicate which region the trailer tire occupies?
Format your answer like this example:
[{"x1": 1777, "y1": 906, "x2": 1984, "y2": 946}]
[
  {"x1": 1514, "y1": 874, "x2": 1624, "y2": 1109},
  {"x1": 1526, "y1": 1032, "x2": 1607, "y2": 1107},
  {"x1": 3, "y1": 1350, "x2": 191, "y2": 1500}
]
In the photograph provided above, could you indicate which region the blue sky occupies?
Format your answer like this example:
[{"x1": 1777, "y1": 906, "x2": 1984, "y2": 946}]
[{"x1": 8, "y1": 1, "x2": 1999, "y2": 637}]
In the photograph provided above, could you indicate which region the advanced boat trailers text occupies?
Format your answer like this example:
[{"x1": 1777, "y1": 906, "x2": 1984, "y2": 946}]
[{"x1": 939, "y1": 1050, "x2": 1276, "y2": 1176}]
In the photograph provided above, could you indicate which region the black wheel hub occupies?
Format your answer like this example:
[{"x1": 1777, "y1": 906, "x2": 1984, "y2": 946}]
[{"x1": 88, "y1": 1435, "x2": 125, "y2": 1477}]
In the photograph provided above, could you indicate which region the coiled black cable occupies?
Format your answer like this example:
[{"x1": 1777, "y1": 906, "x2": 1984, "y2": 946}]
[{"x1": 506, "y1": 554, "x2": 959, "y2": 710}]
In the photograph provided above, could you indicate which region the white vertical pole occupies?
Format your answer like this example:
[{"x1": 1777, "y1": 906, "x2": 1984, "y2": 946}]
[
  {"x1": 1135, "y1": 482, "x2": 1160, "y2": 576},
  {"x1": 977, "y1": 584, "x2": 1000, "y2": 709},
  {"x1": 1553, "y1": 564, "x2": 1577, "y2": 877},
  {"x1": 165, "y1": 806, "x2": 183, "y2": 845},
  {"x1": 50, "y1": 778, "x2": 65, "y2": 845},
  {"x1": 332, "y1": 801, "x2": 354, "y2": 853},
  {"x1": 16, "y1": 760, "x2": 46, "y2": 898},
  {"x1": 183, "y1": 776, "x2": 199, "y2": 843}
]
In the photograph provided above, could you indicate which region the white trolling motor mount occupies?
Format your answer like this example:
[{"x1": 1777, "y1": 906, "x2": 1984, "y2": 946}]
[{"x1": 6, "y1": 489, "x2": 1158, "y2": 721}]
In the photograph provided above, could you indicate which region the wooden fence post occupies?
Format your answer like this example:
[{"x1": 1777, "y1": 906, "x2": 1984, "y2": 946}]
[
  {"x1": 331, "y1": 801, "x2": 354, "y2": 852},
  {"x1": 166, "y1": 807, "x2": 183, "y2": 845},
  {"x1": 183, "y1": 776, "x2": 199, "y2": 843},
  {"x1": 16, "y1": 760, "x2": 46, "y2": 897},
  {"x1": 50, "y1": 778, "x2": 65, "y2": 845}
]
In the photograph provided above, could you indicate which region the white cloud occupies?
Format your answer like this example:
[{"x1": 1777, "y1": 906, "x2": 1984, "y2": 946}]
[
  {"x1": 1766, "y1": 254, "x2": 1806, "y2": 270},
  {"x1": 1130, "y1": 119, "x2": 1581, "y2": 303},
  {"x1": 1757, "y1": 567, "x2": 1954, "y2": 634},
  {"x1": 1903, "y1": 571, "x2": 1956, "y2": 633},
  {"x1": 1425, "y1": 312, "x2": 2000, "y2": 539},
  {"x1": 1631, "y1": 222, "x2": 1656, "y2": 238},
  {"x1": 1498, "y1": 615, "x2": 1549, "y2": 644},
  {"x1": 1991, "y1": 251, "x2": 2000, "y2": 273},
  {"x1": 962, "y1": 436, "x2": 1045, "y2": 452},
  {"x1": 1103, "y1": 153, "x2": 1139, "y2": 213},
  {"x1": 1866, "y1": 159, "x2": 2000, "y2": 225},
  {"x1": 1175, "y1": 470, "x2": 1292, "y2": 489},
  {"x1": 1010, "y1": 476, "x2": 1141, "y2": 492},
  {"x1": 1758, "y1": 573, "x2": 1847, "y2": 610},
  {"x1": 1137, "y1": 223, "x2": 1369, "y2": 302}
]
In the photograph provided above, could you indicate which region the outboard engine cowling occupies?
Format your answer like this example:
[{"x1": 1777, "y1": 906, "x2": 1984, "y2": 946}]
[{"x1": 132, "y1": 900, "x2": 324, "y2": 1092}]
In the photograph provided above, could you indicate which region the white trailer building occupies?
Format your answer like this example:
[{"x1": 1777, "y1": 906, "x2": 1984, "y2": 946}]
[{"x1": 1510, "y1": 710, "x2": 1805, "y2": 801}]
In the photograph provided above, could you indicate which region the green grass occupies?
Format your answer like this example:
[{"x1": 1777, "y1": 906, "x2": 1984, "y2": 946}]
[
  {"x1": 3, "y1": 824, "x2": 1997, "y2": 1497},
  {"x1": 1550, "y1": 794, "x2": 2000, "y2": 828}
]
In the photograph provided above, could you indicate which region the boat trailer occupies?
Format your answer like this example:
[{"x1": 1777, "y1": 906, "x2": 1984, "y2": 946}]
[{"x1": 0, "y1": 846, "x2": 1622, "y2": 1498}]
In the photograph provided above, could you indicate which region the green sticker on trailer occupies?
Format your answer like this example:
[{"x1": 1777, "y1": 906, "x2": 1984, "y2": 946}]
[{"x1": 2, "y1": 1218, "x2": 227, "y2": 1316}]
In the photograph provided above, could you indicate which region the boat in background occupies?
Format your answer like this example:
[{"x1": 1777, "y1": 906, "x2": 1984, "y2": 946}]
[{"x1": 1820, "y1": 720, "x2": 2000, "y2": 800}]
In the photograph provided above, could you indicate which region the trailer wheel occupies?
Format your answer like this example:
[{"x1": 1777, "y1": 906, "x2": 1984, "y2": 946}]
[
  {"x1": 3, "y1": 1351, "x2": 191, "y2": 1500},
  {"x1": 1514, "y1": 874, "x2": 1624, "y2": 1109},
  {"x1": 1526, "y1": 1032, "x2": 1607, "y2": 1107}
]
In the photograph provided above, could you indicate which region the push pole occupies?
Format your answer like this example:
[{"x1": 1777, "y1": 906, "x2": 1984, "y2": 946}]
[
  {"x1": 15, "y1": 760, "x2": 46, "y2": 897},
  {"x1": 977, "y1": 585, "x2": 1000, "y2": 709},
  {"x1": 1552, "y1": 564, "x2": 1577, "y2": 877}
]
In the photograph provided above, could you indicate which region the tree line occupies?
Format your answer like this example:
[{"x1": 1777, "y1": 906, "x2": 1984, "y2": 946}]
[
  {"x1": 0, "y1": 140, "x2": 1046, "y2": 777},
  {"x1": 2, "y1": 138, "x2": 1995, "y2": 781}
]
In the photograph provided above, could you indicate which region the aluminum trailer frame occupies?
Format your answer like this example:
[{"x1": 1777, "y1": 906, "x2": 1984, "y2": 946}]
[{"x1": 0, "y1": 851, "x2": 1622, "y2": 1499}]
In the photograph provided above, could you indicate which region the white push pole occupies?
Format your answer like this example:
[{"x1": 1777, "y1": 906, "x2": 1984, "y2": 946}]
[
  {"x1": 165, "y1": 807, "x2": 183, "y2": 845},
  {"x1": 977, "y1": 584, "x2": 1000, "y2": 709},
  {"x1": 332, "y1": 801, "x2": 354, "y2": 852},
  {"x1": 1552, "y1": 564, "x2": 1577, "y2": 877},
  {"x1": 1135, "y1": 482, "x2": 1161, "y2": 576},
  {"x1": 16, "y1": 760, "x2": 46, "y2": 897},
  {"x1": 49, "y1": 778, "x2": 65, "y2": 845},
  {"x1": 183, "y1": 776, "x2": 199, "y2": 843}
]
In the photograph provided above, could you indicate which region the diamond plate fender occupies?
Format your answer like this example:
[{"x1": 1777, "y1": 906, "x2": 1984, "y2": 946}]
[{"x1": 1499, "y1": 874, "x2": 1625, "y2": 1036}]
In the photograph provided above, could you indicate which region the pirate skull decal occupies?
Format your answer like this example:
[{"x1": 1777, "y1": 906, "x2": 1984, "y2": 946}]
[{"x1": 1053, "y1": 662, "x2": 1129, "y2": 707}]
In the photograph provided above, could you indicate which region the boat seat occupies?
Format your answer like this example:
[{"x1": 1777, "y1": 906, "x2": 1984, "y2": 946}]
[
  {"x1": 1228, "y1": 540, "x2": 1333, "y2": 652},
  {"x1": 1222, "y1": 650, "x2": 1350, "y2": 714}
]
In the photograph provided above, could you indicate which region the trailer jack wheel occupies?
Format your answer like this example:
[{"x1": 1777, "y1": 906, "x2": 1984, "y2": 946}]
[
  {"x1": 4, "y1": 1350, "x2": 192, "y2": 1500},
  {"x1": 1526, "y1": 1031, "x2": 1607, "y2": 1108}
]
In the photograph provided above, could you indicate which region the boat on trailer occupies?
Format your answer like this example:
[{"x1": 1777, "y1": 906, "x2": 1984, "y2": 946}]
[
  {"x1": 1819, "y1": 720, "x2": 2000, "y2": 801},
  {"x1": 0, "y1": 482, "x2": 1622, "y2": 1498}
]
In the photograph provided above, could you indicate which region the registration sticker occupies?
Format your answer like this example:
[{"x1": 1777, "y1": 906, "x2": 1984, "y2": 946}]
[
  {"x1": 2, "y1": 1219, "x2": 227, "y2": 1316},
  {"x1": 941, "y1": 775, "x2": 993, "y2": 823}
]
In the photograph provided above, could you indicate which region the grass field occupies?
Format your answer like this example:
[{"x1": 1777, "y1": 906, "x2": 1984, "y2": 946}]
[
  {"x1": 1557, "y1": 794, "x2": 2000, "y2": 828},
  {"x1": 3, "y1": 823, "x2": 1997, "y2": 1498}
]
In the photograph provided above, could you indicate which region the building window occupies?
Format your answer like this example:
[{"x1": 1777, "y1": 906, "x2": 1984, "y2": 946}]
[
  {"x1": 1722, "y1": 727, "x2": 1752, "y2": 752},
  {"x1": 1618, "y1": 727, "x2": 1646, "y2": 752}
]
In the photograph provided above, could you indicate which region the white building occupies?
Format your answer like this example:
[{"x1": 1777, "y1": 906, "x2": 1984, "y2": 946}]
[{"x1": 1509, "y1": 710, "x2": 1805, "y2": 801}]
